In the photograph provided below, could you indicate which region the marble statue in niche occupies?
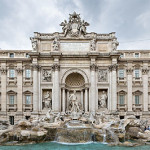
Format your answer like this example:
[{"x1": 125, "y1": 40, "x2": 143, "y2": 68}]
[
  {"x1": 98, "y1": 70, "x2": 107, "y2": 82},
  {"x1": 98, "y1": 91, "x2": 107, "y2": 109},
  {"x1": 52, "y1": 37, "x2": 60, "y2": 51},
  {"x1": 30, "y1": 38, "x2": 37, "y2": 51},
  {"x1": 43, "y1": 69, "x2": 51, "y2": 82},
  {"x1": 90, "y1": 38, "x2": 96, "y2": 51},
  {"x1": 68, "y1": 90, "x2": 82, "y2": 113},
  {"x1": 43, "y1": 91, "x2": 52, "y2": 109},
  {"x1": 112, "y1": 38, "x2": 119, "y2": 51}
]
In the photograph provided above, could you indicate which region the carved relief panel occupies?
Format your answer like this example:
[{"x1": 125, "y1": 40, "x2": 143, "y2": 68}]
[
  {"x1": 98, "y1": 69, "x2": 108, "y2": 82},
  {"x1": 42, "y1": 69, "x2": 52, "y2": 82}
]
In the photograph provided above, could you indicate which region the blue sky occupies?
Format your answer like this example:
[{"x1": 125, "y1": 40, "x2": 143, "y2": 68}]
[{"x1": 0, "y1": 0, "x2": 150, "y2": 50}]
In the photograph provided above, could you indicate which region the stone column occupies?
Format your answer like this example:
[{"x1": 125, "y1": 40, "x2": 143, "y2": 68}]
[
  {"x1": 84, "y1": 88, "x2": 88, "y2": 112},
  {"x1": 0, "y1": 63, "x2": 7, "y2": 113},
  {"x1": 67, "y1": 90, "x2": 69, "y2": 110},
  {"x1": 90, "y1": 64, "x2": 96, "y2": 114},
  {"x1": 62, "y1": 88, "x2": 66, "y2": 113},
  {"x1": 81, "y1": 90, "x2": 83, "y2": 107},
  {"x1": 126, "y1": 68, "x2": 133, "y2": 112},
  {"x1": 108, "y1": 70, "x2": 112, "y2": 111},
  {"x1": 52, "y1": 64, "x2": 60, "y2": 112},
  {"x1": 16, "y1": 63, "x2": 23, "y2": 112},
  {"x1": 33, "y1": 64, "x2": 39, "y2": 112},
  {"x1": 142, "y1": 68, "x2": 149, "y2": 112},
  {"x1": 110, "y1": 64, "x2": 117, "y2": 111}
]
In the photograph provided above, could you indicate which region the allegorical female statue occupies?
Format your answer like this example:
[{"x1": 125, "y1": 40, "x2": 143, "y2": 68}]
[
  {"x1": 43, "y1": 91, "x2": 52, "y2": 109},
  {"x1": 98, "y1": 91, "x2": 107, "y2": 108}
]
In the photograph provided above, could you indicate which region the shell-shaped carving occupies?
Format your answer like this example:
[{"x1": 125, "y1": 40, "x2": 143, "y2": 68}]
[{"x1": 65, "y1": 73, "x2": 85, "y2": 87}]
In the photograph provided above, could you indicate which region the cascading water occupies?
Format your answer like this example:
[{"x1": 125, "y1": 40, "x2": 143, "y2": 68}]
[
  {"x1": 55, "y1": 120, "x2": 93, "y2": 143},
  {"x1": 102, "y1": 134, "x2": 106, "y2": 144}
]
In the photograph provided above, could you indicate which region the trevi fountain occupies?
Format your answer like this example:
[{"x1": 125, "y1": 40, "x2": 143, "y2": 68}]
[
  {"x1": 1, "y1": 90, "x2": 150, "y2": 149},
  {"x1": 1, "y1": 12, "x2": 150, "y2": 149}
]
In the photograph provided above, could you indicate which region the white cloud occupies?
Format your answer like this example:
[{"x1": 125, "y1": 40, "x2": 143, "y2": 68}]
[{"x1": 0, "y1": 0, "x2": 150, "y2": 50}]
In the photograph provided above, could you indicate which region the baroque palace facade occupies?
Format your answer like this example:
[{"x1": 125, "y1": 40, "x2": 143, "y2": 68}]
[{"x1": 0, "y1": 12, "x2": 150, "y2": 124}]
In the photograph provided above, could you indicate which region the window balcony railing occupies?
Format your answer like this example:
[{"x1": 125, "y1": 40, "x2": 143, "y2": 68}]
[
  {"x1": 117, "y1": 77, "x2": 127, "y2": 85},
  {"x1": 23, "y1": 104, "x2": 33, "y2": 112},
  {"x1": 23, "y1": 77, "x2": 33, "y2": 85},
  {"x1": 133, "y1": 77, "x2": 142, "y2": 84},
  {"x1": 117, "y1": 104, "x2": 127, "y2": 111},
  {"x1": 7, "y1": 77, "x2": 17, "y2": 85},
  {"x1": 7, "y1": 104, "x2": 17, "y2": 111},
  {"x1": 132, "y1": 104, "x2": 142, "y2": 111}
]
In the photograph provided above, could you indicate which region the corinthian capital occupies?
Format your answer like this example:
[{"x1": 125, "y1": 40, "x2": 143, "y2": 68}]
[
  {"x1": 52, "y1": 64, "x2": 60, "y2": 71},
  {"x1": 142, "y1": 68, "x2": 149, "y2": 75},
  {"x1": 16, "y1": 68, "x2": 23, "y2": 74},
  {"x1": 109, "y1": 64, "x2": 118, "y2": 71},
  {"x1": 0, "y1": 68, "x2": 7, "y2": 75},
  {"x1": 90, "y1": 64, "x2": 97, "y2": 71},
  {"x1": 126, "y1": 68, "x2": 133, "y2": 74},
  {"x1": 32, "y1": 64, "x2": 41, "y2": 71}
]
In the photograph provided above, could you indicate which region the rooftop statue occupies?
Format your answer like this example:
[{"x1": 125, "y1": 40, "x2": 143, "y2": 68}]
[{"x1": 60, "y1": 12, "x2": 89, "y2": 37}]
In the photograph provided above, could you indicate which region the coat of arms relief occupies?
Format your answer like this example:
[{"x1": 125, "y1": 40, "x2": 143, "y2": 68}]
[{"x1": 60, "y1": 12, "x2": 89, "y2": 37}]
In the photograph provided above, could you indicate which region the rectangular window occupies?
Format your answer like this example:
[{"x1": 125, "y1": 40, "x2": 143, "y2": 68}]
[
  {"x1": 9, "y1": 95, "x2": 14, "y2": 104},
  {"x1": 26, "y1": 53, "x2": 29, "y2": 58},
  {"x1": 135, "y1": 95, "x2": 139, "y2": 104},
  {"x1": 25, "y1": 69, "x2": 31, "y2": 78},
  {"x1": 119, "y1": 69, "x2": 124, "y2": 78},
  {"x1": 9, "y1": 116, "x2": 14, "y2": 125},
  {"x1": 26, "y1": 95, "x2": 31, "y2": 104},
  {"x1": 135, "y1": 53, "x2": 139, "y2": 58},
  {"x1": 9, "y1": 53, "x2": 14, "y2": 58},
  {"x1": 9, "y1": 69, "x2": 15, "y2": 78},
  {"x1": 119, "y1": 95, "x2": 124, "y2": 105},
  {"x1": 120, "y1": 54, "x2": 124, "y2": 58},
  {"x1": 135, "y1": 69, "x2": 139, "y2": 78}
]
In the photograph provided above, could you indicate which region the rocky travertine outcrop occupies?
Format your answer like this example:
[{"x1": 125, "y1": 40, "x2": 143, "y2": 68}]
[{"x1": 0, "y1": 112, "x2": 150, "y2": 147}]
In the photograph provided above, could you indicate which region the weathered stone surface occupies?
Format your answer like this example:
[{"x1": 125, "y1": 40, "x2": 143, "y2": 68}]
[
  {"x1": 56, "y1": 128, "x2": 92, "y2": 143},
  {"x1": 127, "y1": 127, "x2": 142, "y2": 138}
]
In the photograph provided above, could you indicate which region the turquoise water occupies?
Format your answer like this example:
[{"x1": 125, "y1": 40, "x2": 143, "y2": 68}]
[{"x1": 0, "y1": 142, "x2": 150, "y2": 150}]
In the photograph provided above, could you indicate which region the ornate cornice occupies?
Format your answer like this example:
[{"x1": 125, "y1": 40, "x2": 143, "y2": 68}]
[
  {"x1": 132, "y1": 90, "x2": 143, "y2": 95},
  {"x1": 117, "y1": 90, "x2": 127, "y2": 95}
]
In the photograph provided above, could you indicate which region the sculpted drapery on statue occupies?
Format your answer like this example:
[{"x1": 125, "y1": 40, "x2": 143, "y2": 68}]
[
  {"x1": 68, "y1": 90, "x2": 82, "y2": 113},
  {"x1": 43, "y1": 69, "x2": 52, "y2": 82},
  {"x1": 98, "y1": 91, "x2": 107, "y2": 108},
  {"x1": 52, "y1": 37, "x2": 60, "y2": 51},
  {"x1": 43, "y1": 91, "x2": 52, "y2": 109},
  {"x1": 60, "y1": 12, "x2": 89, "y2": 37}
]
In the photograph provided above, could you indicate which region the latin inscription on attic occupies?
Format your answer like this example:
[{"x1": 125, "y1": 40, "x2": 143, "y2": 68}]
[{"x1": 60, "y1": 42, "x2": 89, "y2": 51}]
